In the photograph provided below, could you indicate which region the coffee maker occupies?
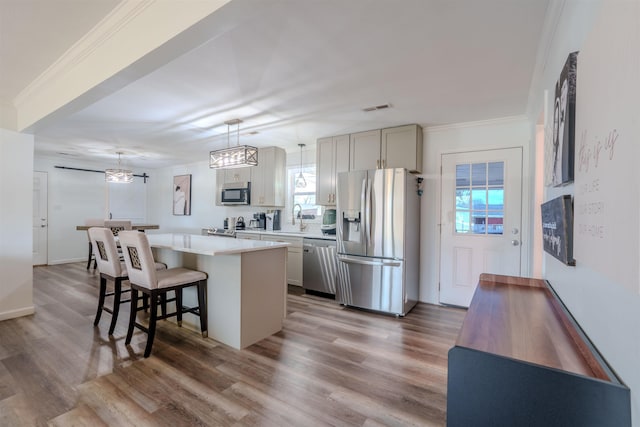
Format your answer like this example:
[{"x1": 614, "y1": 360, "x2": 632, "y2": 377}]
[{"x1": 253, "y1": 212, "x2": 267, "y2": 230}]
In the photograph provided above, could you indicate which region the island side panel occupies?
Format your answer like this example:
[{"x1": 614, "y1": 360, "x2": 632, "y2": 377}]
[
  {"x1": 240, "y1": 247, "x2": 287, "y2": 348},
  {"x1": 152, "y1": 248, "x2": 243, "y2": 349}
]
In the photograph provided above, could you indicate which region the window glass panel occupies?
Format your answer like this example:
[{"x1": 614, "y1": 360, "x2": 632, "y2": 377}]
[
  {"x1": 488, "y1": 162, "x2": 504, "y2": 185},
  {"x1": 471, "y1": 213, "x2": 486, "y2": 234},
  {"x1": 456, "y1": 164, "x2": 470, "y2": 187},
  {"x1": 456, "y1": 189, "x2": 470, "y2": 209},
  {"x1": 487, "y1": 188, "x2": 504, "y2": 211},
  {"x1": 487, "y1": 212, "x2": 504, "y2": 234},
  {"x1": 288, "y1": 166, "x2": 321, "y2": 220},
  {"x1": 455, "y1": 210, "x2": 470, "y2": 233},
  {"x1": 471, "y1": 189, "x2": 487, "y2": 210},
  {"x1": 471, "y1": 163, "x2": 487, "y2": 186}
]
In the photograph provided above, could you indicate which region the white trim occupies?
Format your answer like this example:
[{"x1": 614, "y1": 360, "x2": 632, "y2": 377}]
[
  {"x1": 425, "y1": 115, "x2": 527, "y2": 133},
  {"x1": 14, "y1": 0, "x2": 155, "y2": 107},
  {"x1": 0, "y1": 306, "x2": 35, "y2": 321},
  {"x1": 47, "y1": 258, "x2": 85, "y2": 265},
  {"x1": 526, "y1": 0, "x2": 567, "y2": 118}
]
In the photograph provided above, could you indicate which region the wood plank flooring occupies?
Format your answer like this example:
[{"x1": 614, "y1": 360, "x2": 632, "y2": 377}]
[{"x1": 0, "y1": 263, "x2": 466, "y2": 426}]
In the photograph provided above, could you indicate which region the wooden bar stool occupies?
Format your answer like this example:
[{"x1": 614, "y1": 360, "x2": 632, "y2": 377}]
[
  {"x1": 118, "y1": 231, "x2": 208, "y2": 358},
  {"x1": 88, "y1": 227, "x2": 166, "y2": 335}
]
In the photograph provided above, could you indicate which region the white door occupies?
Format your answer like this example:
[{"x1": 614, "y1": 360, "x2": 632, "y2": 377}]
[
  {"x1": 33, "y1": 171, "x2": 48, "y2": 265},
  {"x1": 440, "y1": 147, "x2": 523, "y2": 307}
]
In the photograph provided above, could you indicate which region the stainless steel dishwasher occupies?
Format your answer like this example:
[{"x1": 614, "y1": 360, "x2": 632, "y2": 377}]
[{"x1": 303, "y1": 238, "x2": 337, "y2": 296}]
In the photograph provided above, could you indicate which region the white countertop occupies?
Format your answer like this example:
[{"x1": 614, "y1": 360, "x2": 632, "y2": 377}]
[
  {"x1": 147, "y1": 233, "x2": 289, "y2": 256},
  {"x1": 236, "y1": 229, "x2": 336, "y2": 240}
]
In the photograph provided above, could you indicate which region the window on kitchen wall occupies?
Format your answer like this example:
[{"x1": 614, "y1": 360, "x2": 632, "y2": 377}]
[{"x1": 287, "y1": 165, "x2": 321, "y2": 223}]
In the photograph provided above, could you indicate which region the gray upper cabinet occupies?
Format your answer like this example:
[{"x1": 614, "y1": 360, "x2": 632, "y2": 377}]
[
  {"x1": 349, "y1": 129, "x2": 382, "y2": 171},
  {"x1": 251, "y1": 146, "x2": 286, "y2": 207},
  {"x1": 316, "y1": 134, "x2": 349, "y2": 205},
  {"x1": 381, "y1": 124, "x2": 423, "y2": 173},
  {"x1": 318, "y1": 124, "x2": 423, "y2": 206},
  {"x1": 349, "y1": 125, "x2": 423, "y2": 173}
]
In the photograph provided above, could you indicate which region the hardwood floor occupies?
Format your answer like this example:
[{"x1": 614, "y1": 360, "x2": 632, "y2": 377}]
[{"x1": 0, "y1": 263, "x2": 466, "y2": 426}]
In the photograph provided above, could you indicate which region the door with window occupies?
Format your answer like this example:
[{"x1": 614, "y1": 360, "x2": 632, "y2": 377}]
[{"x1": 440, "y1": 147, "x2": 522, "y2": 307}]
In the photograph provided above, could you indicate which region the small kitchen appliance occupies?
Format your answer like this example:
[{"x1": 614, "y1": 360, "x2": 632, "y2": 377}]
[
  {"x1": 235, "y1": 216, "x2": 246, "y2": 230},
  {"x1": 321, "y1": 208, "x2": 336, "y2": 235}
]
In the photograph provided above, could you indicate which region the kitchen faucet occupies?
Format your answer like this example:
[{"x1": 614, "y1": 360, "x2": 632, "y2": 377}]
[{"x1": 292, "y1": 204, "x2": 307, "y2": 232}]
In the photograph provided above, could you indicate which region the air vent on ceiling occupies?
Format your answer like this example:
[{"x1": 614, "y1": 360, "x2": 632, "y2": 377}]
[{"x1": 362, "y1": 103, "x2": 392, "y2": 112}]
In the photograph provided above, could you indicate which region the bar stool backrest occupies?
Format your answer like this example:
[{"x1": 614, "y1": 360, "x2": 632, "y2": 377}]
[
  {"x1": 118, "y1": 230, "x2": 157, "y2": 290},
  {"x1": 104, "y1": 220, "x2": 132, "y2": 236},
  {"x1": 88, "y1": 227, "x2": 125, "y2": 278}
]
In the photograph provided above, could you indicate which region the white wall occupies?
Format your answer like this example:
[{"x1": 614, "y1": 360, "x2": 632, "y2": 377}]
[
  {"x1": 0, "y1": 129, "x2": 35, "y2": 320},
  {"x1": 526, "y1": 0, "x2": 640, "y2": 423},
  {"x1": 419, "y1": 117, "x2": 532, "y2": 304},
  {"x1": 33, "y1": 155, "x2": 149, "y2": 264}
]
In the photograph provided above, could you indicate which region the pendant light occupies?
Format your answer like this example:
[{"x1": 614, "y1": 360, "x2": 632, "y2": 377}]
[
  {"x1": 105, "y1": 152, "x2": 133, "y2": 183},
  {"x1": 209, "y1": 119, "x2": 258, "y2": 169},
  {"x1": 295, "y1": 143, "x2": 307, "y2": 189}
]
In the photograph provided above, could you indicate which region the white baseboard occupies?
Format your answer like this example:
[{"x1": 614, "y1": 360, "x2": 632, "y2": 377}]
[
  {"x1": 47, "y1": 258, "x2": 85, "y2": 265},
  {"x1": 0, "y1": 306, "x2": 35, "y2": 321}
]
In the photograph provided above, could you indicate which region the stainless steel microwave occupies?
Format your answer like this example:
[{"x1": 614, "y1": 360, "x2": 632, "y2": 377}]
[{"x1": 221, "y1": 182, "x2": 251, "y2": 205}]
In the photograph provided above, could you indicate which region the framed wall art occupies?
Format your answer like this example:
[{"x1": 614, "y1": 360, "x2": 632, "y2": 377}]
[
  {"x1": 173, "y1": 174, "x2": 191, "y2": 216},
  {"x1": 551, "y1": 51, "x2": 578, "y2": 187},
  {"x1": 541, "y1": 195, "x2": 575, "y2": 266}
]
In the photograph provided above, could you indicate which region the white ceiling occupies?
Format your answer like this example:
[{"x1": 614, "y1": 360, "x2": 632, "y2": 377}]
[{"x1": 1, "y1": 0, "x2": 550, "y2": 169}]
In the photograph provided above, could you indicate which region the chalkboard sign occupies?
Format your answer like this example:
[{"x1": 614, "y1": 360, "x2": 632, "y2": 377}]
[{"x1": 541, "y1": 195, "x2": 575, "y2": 266}]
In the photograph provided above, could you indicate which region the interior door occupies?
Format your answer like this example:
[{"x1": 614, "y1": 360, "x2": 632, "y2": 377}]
[
  {"x1": 33, "y1": 171, "x2": 48, "y2": 265},
  {"x1": 440, "y1": 147, "x2": 523, "y2": 307}
]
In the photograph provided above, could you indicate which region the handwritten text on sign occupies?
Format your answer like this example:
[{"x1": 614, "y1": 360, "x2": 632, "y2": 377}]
[{"x1": 575, "y1": 129, "x2": 618, "y2": 241}]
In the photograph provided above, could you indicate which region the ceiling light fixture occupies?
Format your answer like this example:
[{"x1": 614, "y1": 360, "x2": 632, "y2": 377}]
[
  {"x1": 295, "y1": 143, "x2": 307, "y2": 189},
  {"x1": 105, "y1": 152, "x2": 133, "y2": 183},
  {"x1": 209, "y1": 119, "x2": 258, "y2": 169}
]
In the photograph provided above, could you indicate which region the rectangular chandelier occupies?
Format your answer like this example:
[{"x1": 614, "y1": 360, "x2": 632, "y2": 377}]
[
  {"x1": 209, "y1": 145, "x2": 258, "y2": 169},
  {"x1": 105, "y1": 168, "x2": 134, "y2": 183},
  {"x1": 209, "y1": 119, "x2": 258, "y2": 169}
]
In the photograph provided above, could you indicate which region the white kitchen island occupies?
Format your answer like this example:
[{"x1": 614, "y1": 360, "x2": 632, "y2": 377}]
[{"x1": 146, "y1": 233, "x2": 289, "y2": 349}]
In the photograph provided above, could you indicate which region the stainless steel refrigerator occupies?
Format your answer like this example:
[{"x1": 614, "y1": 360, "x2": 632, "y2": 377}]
[{"x1": 336, "y1": 168, "x2": 419, "y2": 316}]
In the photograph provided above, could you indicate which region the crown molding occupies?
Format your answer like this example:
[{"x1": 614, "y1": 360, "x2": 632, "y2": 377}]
[
  {"x1": 425, "y1": 115, "x2": 529, "y2": 133},
  {"x1": 525, "y1": 0, "x2": 567, "y2": 120},
  {"x1": 14, "y1": 0, "x2": 155, "y2": 108}
]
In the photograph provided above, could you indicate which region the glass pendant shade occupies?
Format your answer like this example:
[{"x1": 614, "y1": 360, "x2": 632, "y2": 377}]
[
  {"x1": 210, "y1": 119, "x2": 258, "y2": 169},
  {"x1": 294, "y1": 143, "x2": 307, "y2": 188},
  {"x1": 105, "y1": 152, "x2": 133, "y2": 183}
]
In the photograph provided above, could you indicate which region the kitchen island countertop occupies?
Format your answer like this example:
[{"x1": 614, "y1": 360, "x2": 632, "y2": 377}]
[{"x1": 147, "y1": 233, "x2": 289, "y2": 256}]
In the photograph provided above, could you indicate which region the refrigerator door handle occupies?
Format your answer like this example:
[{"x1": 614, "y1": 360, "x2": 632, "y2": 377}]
[
  {"x1": 367, "y1": 178, "x2": 373, "y2": 246},
  {"x1": 337, "y1": 255, "x2": 401, "y2": 267},
  {"x1": 361, "y1": 178, "x2": 368, "y2": 246}
]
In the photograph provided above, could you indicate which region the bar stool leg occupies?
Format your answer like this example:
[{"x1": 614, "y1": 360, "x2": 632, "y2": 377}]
[
  {"x1": 197, "y1": 281, "x2": 208, "y2": 338},
  {"x1": 125, "y1": 288, "x2": 139, "y2": 345},
  {"x1": 86, "y1": 242, "x2": 93, "y2": 270},
  {"x1": 144, "y1": 291, "x2": 159, "y2": 358},
  {"x1": 108, "y1": 277, "x2": 123, "y2": 335},
  {"x1": 94, "y1": 276, "x2": 107, "y2": 326},
  {"x1": 176, "y1": 289, "x2": 183, "y2": 327}
]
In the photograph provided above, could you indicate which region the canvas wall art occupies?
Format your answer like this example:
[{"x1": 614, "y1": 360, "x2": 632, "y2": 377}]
[
  {"x1": 551, "y1": 51, "x2": 578, "y2": 187},
  {"x1": 173, "y1": 174, "x2": 191, "y2": 216},
  {"x1": 541, "y1": 195, "x2": 575, "y2": 266}
]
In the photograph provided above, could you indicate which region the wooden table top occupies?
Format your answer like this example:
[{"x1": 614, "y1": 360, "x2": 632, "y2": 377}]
[
  {"x1": 76, "y1": 224, "x2": 159, "y2": 231},
  {"x1": 455, "y1": 273, "x2": 611, "y2": 381}
]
